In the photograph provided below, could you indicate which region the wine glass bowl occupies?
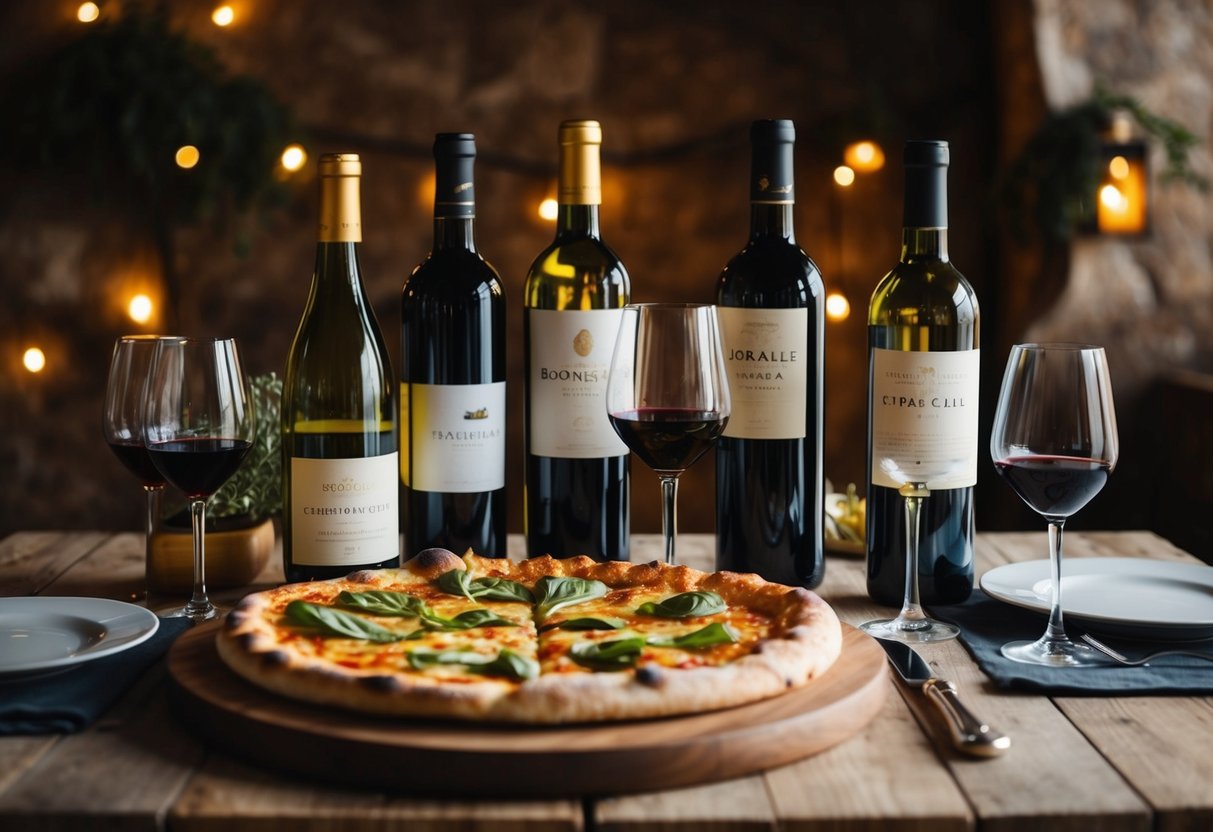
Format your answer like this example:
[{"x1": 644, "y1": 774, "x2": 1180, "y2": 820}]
[
  {"x1": 606, "y1": 304, "x2": 730, "y2": 564},
  {"x1": 990, "y1": 343, "x2": 1119, "y2": 666},
  {"x1": 143, "y1": 337, "x2": 255, "y2": 621}
]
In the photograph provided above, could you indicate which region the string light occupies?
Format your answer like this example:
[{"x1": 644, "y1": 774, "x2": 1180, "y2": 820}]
[
  {"x1": 280, "y1": 144, "x2": 307, "y2": 172},
  {"x1": 825, "y1": 292, "x2": 851, "y2": 322},
  {"x1": 22, "y1": 347, "x2": 46, "y2": 373},
  {"x1": 833, "y1": 166, "x2": 855, "y2": 187},
  {"x1": 537, "y1": 198, "x2": 558, "y2": 221},
  {"x1": 77, "y1": 2, "x2": 100, "y2": 23},
  {"x1": 1108, "y1": 155, "x2": 1130, "y2": 180},
  {"x1": 844, "y1": 141, "x2": 885, "y2": 173},
  {"x1": 128, "y1": 294, "x2": 154, "y2": 324},
  {"x1": 212, "y1": 5, "x2": 235, "y2": 27},
  {"x1": 175, "y1": 145, "x2": 200, "y2": 169}
]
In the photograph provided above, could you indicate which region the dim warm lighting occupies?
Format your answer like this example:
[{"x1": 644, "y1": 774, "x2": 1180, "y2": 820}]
[
  {"x1": 175, "y1": 145, "x2": 200, "y2": 169},
  {"x1": 212, "y1": 5, "x2": 235, "y2": 26},
  {"x1": 22, "y1": 347, "x2": 46, "y2": 373},
  {"x1": 77, "y1": 2, "x2": 100, "y2": 23},
  {"x1": 1108, "y1": 155, "x2": 1130, "y2": 180},
  {"x1": 1099, "y1": 184, "x2": 1126, "y2": 211},
  {"x1": 825, "y1": 292, "x2": 851, "y2": 322},
  {"x1": 128, "y1": 294, "x2": 154, "y2": 324},
  {"x1": 844, "y1": 141, "x2": 885, "y2": 173},
  {"x1": 538, "y1": 198, "x2": 559, "y2": 221},
  {"x1": 280, "y1": 144, "x2": 307, "y2": 172},
  {"x1": 833, "y1": 166, "x2": 855, "y2": 187}
]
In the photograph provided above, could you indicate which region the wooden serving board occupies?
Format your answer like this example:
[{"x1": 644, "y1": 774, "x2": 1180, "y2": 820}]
[{"x1": 167, "y1": 622, "x2": 887, "y2": 797}]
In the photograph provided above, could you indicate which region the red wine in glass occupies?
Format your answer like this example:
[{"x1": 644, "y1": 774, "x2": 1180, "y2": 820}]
[
  {"x1": 107, "y1": 440, "x2": 167, "y2": 489},
  {"x1": 607, "y1": 408, "x2": 727, "y2": 473},
  {"x1": 146, "y1": 438, "x2": 254, "y2": 500},
  {"x1": 993, "y1": 455, "x2": 1111, "y2": 518}
]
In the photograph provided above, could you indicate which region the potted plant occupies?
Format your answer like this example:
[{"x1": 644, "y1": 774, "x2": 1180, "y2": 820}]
[{"x1": 149, "y1": 373, "x2": 281, "y2": 591}]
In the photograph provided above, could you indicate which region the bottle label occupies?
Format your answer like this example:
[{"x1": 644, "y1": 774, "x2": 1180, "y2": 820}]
[
  {"x1": 870, "y1": 348, "x2": 979, "y2": 490},
  {"x1": 290, "y1": 452, "x2": 399, "y2": 566},
  {"x1": 401, "y1": 382, "x2": 506, "y2": 492},
  {"x1": 718, "y1": 307, "x2": 808, "y2": 439},
  {"x1": 528, "y1": 308, "x2": 628, "y2": 458}
]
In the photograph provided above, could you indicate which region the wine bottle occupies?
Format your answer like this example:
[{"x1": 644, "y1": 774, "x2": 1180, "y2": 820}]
[
  {"x1": 715, "y1": 119, "x2": 826, "y2": 588},
  {"x1": 282, "y1": 153, "x2": 400, "y2": 582},
  {"x1": 865, "y1": 140, "x2": 979, "y2": 605},
  {"x1": 401, "y1": 133, "x2": 506, "y2": 558},
  {"x1": 524, "y1": 119, "x2": 631, "y2": 560}
]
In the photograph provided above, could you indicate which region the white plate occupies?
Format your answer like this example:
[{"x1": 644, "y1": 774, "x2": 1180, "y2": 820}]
[
  {"x1": 980, "y1": 557, "x2": 1213, "y2": 640},
  {"x1": 0, "y1": 597, "x2": 159, "y2": 678}
]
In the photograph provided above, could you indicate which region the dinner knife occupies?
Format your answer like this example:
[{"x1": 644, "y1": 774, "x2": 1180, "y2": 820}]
[{"x1": 876, "y1": 638, "x2": 1011, "y2": 757}]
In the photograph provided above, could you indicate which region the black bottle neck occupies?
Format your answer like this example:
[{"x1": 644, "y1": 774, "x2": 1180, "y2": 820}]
[
  {"x1": 750, "y1": 203, "x2": 795, "y2": 242},
  {"x1": 555, "y1": 203, "x2": 601, "y2": 240},
  {"x1": 433, "y1": 216, "x2": 477, "y2": 253},
  {"x1": 902, "y1": 161, "x2": 948, "y2": 261}
]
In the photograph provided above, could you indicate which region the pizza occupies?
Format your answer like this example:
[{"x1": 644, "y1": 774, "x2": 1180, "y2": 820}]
[{"x1": 216, "y1": 548, "x2": 842, "y2": 723}]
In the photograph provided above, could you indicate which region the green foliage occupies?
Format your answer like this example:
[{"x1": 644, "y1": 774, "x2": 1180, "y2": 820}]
[
  {"x1": 1004, "y1": 86, "x2": 1205, "y2": 243},
  {"x1": 209, "y1": 373, "x2": 282, "y2": 521}
]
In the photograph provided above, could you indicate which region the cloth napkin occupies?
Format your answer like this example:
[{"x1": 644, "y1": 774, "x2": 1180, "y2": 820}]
[
  {"x1": 0, "y1": 616, "x2": 191, "y2": 735},
  {"x1": 929, "y1": 592, "x2": 1213, "y2": 695}
]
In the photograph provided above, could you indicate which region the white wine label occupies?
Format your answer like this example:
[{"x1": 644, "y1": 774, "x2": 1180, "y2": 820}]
[
  {"x1": 718, "y1": 307, "x2": 809, "y2": 439},
  {"x1": 291, "y1": 452, "x2": 399, "y2": 566},
  {"x1": 870, "y1": 348, "x2": 979, "y2": 490},
  {"x1": 528, "y1": 308, "x2": 629, "y2": 458},
  {"x1": 401, "y1": 381, "x2": 506, "y2": 492}
]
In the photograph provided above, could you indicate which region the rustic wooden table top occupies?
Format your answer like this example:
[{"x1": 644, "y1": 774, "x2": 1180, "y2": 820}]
[{"x1": 1, "y1": 529, "x2": 1210, "y2": 831}]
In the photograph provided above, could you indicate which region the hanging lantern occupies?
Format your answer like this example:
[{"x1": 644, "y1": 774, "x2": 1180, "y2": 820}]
[{"x1": 1093, "y1": 113, "x2": 1149, "y2": 236}]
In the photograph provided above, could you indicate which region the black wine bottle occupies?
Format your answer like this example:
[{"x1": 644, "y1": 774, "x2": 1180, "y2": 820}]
[
  {"x1": 282, "y1": 153, "x2": 400, "y2": 583},
  {"x1": 715, "y1": 119, "x2": 825, "y2": 588},
  {"x1": 865, "y1": 140, "x2": 979, "y2": 605},
  {"x1": 524, "y1": 119, "x2": 631, "y2": 561},
  {"x1": 401, "y1": 133, "x2": 507, "y2": 558}
]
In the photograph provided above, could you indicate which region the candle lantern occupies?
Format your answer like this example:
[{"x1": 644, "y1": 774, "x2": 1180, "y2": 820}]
[{"x1": 1091, "y1": 113, "x2": 1150, "y2": 236}]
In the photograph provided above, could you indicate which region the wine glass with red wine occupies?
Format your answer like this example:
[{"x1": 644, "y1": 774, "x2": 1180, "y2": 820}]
[
  {"x1": 103, "y1": 335, "x2": 184, "y2": 600},
  {"x1": 142, "y1": 337, "x2": 255, "y2": 621},
  {"x1": 606, "y1": 304, "x2": 730, "y2": 564},
  {"x1": 990, "y1": 343, "x2": 1119, "y2": 666}
]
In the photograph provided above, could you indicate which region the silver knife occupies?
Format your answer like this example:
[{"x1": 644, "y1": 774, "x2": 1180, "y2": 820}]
[{"x1": 876, "y1": 637, "x2": 1011, "y2": 757}]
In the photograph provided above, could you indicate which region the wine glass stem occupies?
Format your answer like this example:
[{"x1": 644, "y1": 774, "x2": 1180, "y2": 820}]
[
  {"x1": 660, "y1": 474, "x2": 679, "y2": 565},
  {"x1": 142, "y1": 485, "x2": 163, "y2": 600},
  {"x1": 1045, "y1": 519, "x2": 1068, "y2": 642},
  {"x1": 186, "y1": 498, "x2": 212, "y2": 618},
  {"x1": 898, "y1": 486, "x2": 928, "y2": 624}
]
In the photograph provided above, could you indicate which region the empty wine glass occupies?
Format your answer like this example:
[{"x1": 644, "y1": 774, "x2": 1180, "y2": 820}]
[
  {"x1": 103, "y1": 335, "x2": 183, "y2": 600},
  {"x1": 606, "y1": 304, "x2": 731, "y2": 565},
  {"x1": 143, "y1": 337, "x2": 255, "y2": 621},
  {"x1": 990, "y1": 343, "x2": 1119, "y2": 666}
]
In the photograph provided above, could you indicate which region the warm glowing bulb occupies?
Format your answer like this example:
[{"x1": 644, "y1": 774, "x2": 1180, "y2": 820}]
[
  {"x1": 1108, "y1": 155, "x2": 1130, "y2": 180},
  {"x1": 281, "y1": 144, "x2": 307, "y2": 172},
  {"x1": 844, "y1": 141, "x2": 885, "y2": 173},
  {"x1": 128, "y1": 294, "x2": 154, "y2": 324},
  {"x1": 825, "y1": 292, "x2": 851, "y2": 322},
  {"x1": 1100, "y1": 183, "x2": 1126, "y2": 211},
  {"x1": 23, "y1": 347, "x2": 46, "y2": 373},
  {"x1": 212, "y1": 5, "x2": 235, "y2": 26},
  {"x1": 538, "y1": 198, "x2": 559, "y2": 221},
  {"x1": 175, "y1": 145, "x2": 200, "y2": 169},
  {"x1": 77, "y1": 2, "x2": 100, "y2": 23},
  {"x1": 833, "y1": 166, "x2": 855, "y2": 187}
]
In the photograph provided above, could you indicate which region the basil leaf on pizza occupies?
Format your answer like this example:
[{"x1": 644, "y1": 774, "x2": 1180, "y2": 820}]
[
  {"x1": 553, "y1": 616, "x2": 627, "y2": 631},
  {"x1": 424, "y1": 608, "x2": 518, "y2": 631},
  {"x1": 636, "y1": 590, "x2": 726, "y2": 618},
  {"x1": 285, "y1": 601, "x2": 406, "y2": 643},
  {"x1": 436, "y1": 570, "x2": 535, "y2": 604},
  {"x1": 646, "y1": 622, "x2": 740, "y2": 649},
  {"x1": 436, "y1": 569, "x2": 477, "y2": 601},
  {"x1": 336, "y1": 590, "x2": 432, "y2": 618},
  {"x1": 472, "y1": 648, "x2": 539, "y2": 681},
  {"x1": 534, "y1": 576, "x2": 608, "y2": 621},
  {"x1": 407, "y1": 649, "x2": 492, "y2": 669},
  {"x1": 570, "y1": 636, "x2": 647, "y2": 670}
]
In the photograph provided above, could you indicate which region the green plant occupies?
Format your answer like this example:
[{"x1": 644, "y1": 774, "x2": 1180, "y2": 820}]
[
  {"x1": 1003, "y1": 86, "x2": 1206, "y2": 243},
  {"x1": 209, "y1": 373, "x2": 282, "y2": 521}
]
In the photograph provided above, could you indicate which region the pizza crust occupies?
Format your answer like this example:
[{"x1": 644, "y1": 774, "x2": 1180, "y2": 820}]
[{"x1": 217, "y1": 553, "x2": 842, "y2": 724}]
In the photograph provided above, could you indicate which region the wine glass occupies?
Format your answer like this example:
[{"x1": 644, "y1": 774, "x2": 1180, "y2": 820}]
[
  {"x1": 103, "y1": 335, "x2": 183, "y2": 600},
  {"x1": 606, "y1": 303, "x2": 730, "y2": 565},
  {"x1": 990, "y1": 343, "x2": 1119, "y2": 666},
  {"x1": 143, "y1": 338, "x2": 255, "y2": 621}
]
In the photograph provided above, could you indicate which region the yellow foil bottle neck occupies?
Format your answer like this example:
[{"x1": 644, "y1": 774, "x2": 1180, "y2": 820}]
[
  {"x1": 558, "y1": 120, "x2": 602, "y2": 206},
  {"x1": 318, "y1": 153, "x2": 362, "y2": 243}
]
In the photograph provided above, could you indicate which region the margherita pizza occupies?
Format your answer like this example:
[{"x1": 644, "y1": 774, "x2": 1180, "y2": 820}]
[{"x1": 217, "y1": 548, "x2": 841, "y2": 723}]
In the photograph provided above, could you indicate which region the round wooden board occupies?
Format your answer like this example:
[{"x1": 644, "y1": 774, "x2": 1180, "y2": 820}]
[{"x1": 168, "y1": 621, "x2": 887, "y2": 797}]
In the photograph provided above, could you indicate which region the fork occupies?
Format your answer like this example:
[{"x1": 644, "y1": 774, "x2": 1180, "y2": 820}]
[{"x1": 1080, "y1": 634, "x2": 1213, "y2": 667}]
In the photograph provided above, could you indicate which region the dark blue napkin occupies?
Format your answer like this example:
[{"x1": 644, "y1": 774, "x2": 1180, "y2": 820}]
[
  {"x1": 0, "y1": 616, "x2": 191, "y2": 735},
  {"x1": 930, "y1": 593, "x2": 1213, "y2": 695}
]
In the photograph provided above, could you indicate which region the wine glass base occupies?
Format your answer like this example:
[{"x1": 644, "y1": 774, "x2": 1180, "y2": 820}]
[
  {"x1": 1001, "y1": 637, "x2": 1114, "y2": 667},
  {"x1": 163, "y1": 602, "x2": 219, "y2": 623},
  {"x1": 860, "y1": 617, "x2": 959, "y2": 643}
]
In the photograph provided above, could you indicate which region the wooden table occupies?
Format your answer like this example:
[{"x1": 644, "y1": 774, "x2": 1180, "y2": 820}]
[{"x1": 1, "y1": 530, "x2": 1210, "y2": 831}]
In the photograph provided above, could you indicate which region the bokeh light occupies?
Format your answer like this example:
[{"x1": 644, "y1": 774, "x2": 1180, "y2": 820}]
[
  {"x1": 833, "y1": 166, "x2": 855, "y2": 187},
  {"x1": 128, "y1": 294, "x2": 154, "y2": 324},
  {"x1": 77, "y1": 3, "x2": 100, "y2": 23},
  {"x1": 23, "y1": 347, "x2": 46, "y2": 373},
  {"x1": 212, "y1": 5, "x2": 235, "y2": 26},
  {"x1": 1108, "y1": 155, "x2": 1130, "y2": 180},
  {"x1": 281, "y1": 144, "x2": 307, "y2": 172},
  {"x1": 175, "y1": 145, "x2": 200, "y2": 169},
  {"x1": 538, "y1": 198, "x2": 559, "y2": 221},
  {"x1": 844, "y1": 141, "x2": 885, "y2": 173},
  {"x1": 825, "y1": 292, "x2": 851, "y2": 322}
]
